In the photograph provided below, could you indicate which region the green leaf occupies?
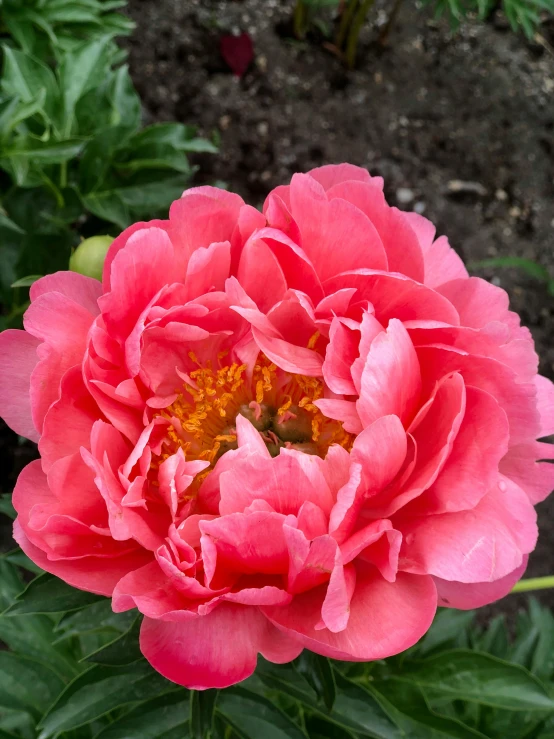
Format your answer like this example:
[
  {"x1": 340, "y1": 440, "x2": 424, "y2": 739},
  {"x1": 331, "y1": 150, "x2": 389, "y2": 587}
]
[
  {"x1": 371, "y1": 678, "x2": 488, "y2": 738},
  {"x1": 1, "y1": 46, "x2": 58, "y2": 116},
  {"x1": 255, "y1": 661, "x2": 401, "y2": 738},
  {"x1": 399, "y1": 649, "x2": 554, "y2": 711},
  {"x1": 10, "y1": 274, "x2": 42, "y2": 287},
  {"x1": 38, "y1": 662, "x2": 178, "y2": 738},
  {"x1": 4, "y1": 572, "x2": 104, "y2": 615},
  {"x1": 109, "y1": 64, "x2": 142, "y2": 130},
  {"x1": 79, "y1": 124, "x2": 134, "y2": 193},
  {"x1": 0, "y1": 494, "x2": 17, "y2": 518},
  {"x1": 190, "y1": 689, "x2": 219, "y2": 739},
  {"x1": 0, "y1": 212, "x2": 25, "y2": 234},
  {"x1": 529, "y1": 598, "x2": 554, "y2": 680},
  {"x1": 468, "y1": 256, "x2": 551, "y2": 283},
  {"x1": 417, "y1": 609, "x2": 475, "y2": 656},
  {"x1": 54, "y1": 600, "x2": 135, "y2": 642},
  {"x1": 294, "y1": 652, "x2": 336, "y2": 711},
  {"x1": 94, "y1": 693, "x2": 190, "y2": 739},
  {"x1": 0, "y1": 652, "x2": 65, "y2": 718},
  {"x1": 2, "y1": 136, "x2": 84, "y2": 164},
  {"x1": 217, "y1": 687, "x2": 307, "y2": 739},
  {"x1": 83, "y1": 615, "x2": 142, "y2": 665},
  {"x1": 477, "y1": 614, "x2": 509, "y2": 659},
  {"x1": 58, "y1": 36, "x2": 112, "y2": 131}
]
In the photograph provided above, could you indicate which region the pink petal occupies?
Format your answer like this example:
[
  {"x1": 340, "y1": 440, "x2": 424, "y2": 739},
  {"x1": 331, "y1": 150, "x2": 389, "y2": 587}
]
[
  {"x1": 417, "y1": 386, "x2": 510, "y2": 514},
  {"x1": 102, "y1": 220, "x2": 169, "y2": 291},
  {"x1": 356, "y1": 319, "x2": 421, "y2": 427},
  {"x1": 30, "y1": 271, "x2": 102, "y2": 316},
  {"x1": 263, "y1": 567, "x2": 436, "y2": 661},
  {"x1": 14, "y1": 519, "x2": 151, "y2": 597},
  {"x1": 324, "y1": 270, "x2": 460, "y2": 326},
  {"x1": 402, "y1": 213, "x2": 468, "y2": 288},
  {"x1": 307, "y1": 163, "x2": 375, "y2": 190},
  {"x1": 398, "y1": 477, "x2": 537, "y2": 583},
  {"x1": 535, "y1": 375, "x2": 554, "y2": 437},
  {"x1": 99, "y1": 227, "x2": 175, "y2": 342},
  {"x1": 500, "y1": 441, "x2": 554, "y2": 504},
  {"x1": 0, "y1": 329, "x2": 40, "y2": 441},
  {"x1": 140, "y1": 604, "x2": 302, "y2": 689},
  {"x1": 325, "y1": 181, "x2": 424, "y2": 283},
  {"x1": 184, "y1": 241, "x2": 231, "y2": 301},
  {"x1": 39, "y1": 366, "x2": 98, "y2": 472},
  {"x1": 434, "y1": 557, "x2": 528, "y2": 609},
  {"x1": 289, "y1": 174, "x2": 388, "y2": 281}
]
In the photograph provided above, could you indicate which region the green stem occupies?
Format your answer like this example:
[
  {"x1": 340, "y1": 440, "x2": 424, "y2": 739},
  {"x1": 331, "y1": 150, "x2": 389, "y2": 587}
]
[
  {"x1": 336, "y1": 0, "x2": 359, "y2": 50},
  {"x1": 511, "y1": 576, "x2": 554, "y2": 593},
  {"x1": 345, "y1": 0, "x2": 375, "y2": 68},
  {"x1": 293, "y1": 0, "x2": 308, "y2": 39}
]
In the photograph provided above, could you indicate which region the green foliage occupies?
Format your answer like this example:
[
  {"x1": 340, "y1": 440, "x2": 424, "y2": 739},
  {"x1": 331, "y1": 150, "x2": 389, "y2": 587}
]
[
  {"x1": 292, "y1": 0, "x2": 553, "y2": 67},
  {"x1": 3, "y1": 557, "x2": 554, "y2": 739},
  {"x1": 469, "y1": 257, "x2": 554, "y2": 296},
  {"x1": 0, "y1": 0, "x2": 217, "y2": 330}
]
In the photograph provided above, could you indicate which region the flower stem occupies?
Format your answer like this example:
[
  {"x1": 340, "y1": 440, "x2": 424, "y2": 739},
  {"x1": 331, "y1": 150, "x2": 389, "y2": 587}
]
[
  {"x1": 346, "y1": 0, "x2": 375, "y2": 68},
  {"x1": 511, "y1": 576, "x2": 554, "y2": 593}
]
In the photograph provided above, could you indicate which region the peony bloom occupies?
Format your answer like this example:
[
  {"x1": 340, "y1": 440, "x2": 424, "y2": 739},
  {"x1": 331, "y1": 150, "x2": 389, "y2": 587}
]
[{"x1": 1, "y1": 164, "x2": 553, "y2": 690}]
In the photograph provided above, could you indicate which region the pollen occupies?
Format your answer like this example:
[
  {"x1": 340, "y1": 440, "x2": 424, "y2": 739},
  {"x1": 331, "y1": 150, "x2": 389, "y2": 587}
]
[{"x1": 152, "y1": 354, "x2": 354, "y2": 475}]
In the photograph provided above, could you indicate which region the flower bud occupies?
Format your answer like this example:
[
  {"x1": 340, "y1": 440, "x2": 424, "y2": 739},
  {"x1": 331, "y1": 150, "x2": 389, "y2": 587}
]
[{"x1": 69, "y1": 235, "x2": 114, "y2": 281}]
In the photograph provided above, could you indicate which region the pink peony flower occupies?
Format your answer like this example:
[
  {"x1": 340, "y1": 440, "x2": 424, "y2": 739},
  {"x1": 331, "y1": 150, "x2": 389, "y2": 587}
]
[{"x1": 1, "y1": 164, "x2": 553, "y2": 690}]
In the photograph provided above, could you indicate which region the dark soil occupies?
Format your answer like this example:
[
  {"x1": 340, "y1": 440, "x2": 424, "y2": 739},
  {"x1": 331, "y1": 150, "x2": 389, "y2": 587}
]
[{"x1": 3, "y1": 0, "x2": 554, "y2": 620}]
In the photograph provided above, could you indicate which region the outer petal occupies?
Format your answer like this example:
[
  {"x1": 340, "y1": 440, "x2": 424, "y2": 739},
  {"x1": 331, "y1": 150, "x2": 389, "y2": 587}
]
[
  {"x1": 0, "y1": 329, "x2": 40, "y2": 441},
  {"x1": 14, "y1": 520, "x2": 150, "y2": 596},
  {"x1": 398, "y1": 477, "x2": 537, "y2": 583},
  {"x1": 30, "y1": 272, "x2": 102, "y2": 316},
  {"x1": 263, "y1": 567, "x2": 436, "y2": 661},
  {"x1": 140, "y1": 605, "x2": 302, "y2": 690},
  {"x1": 535, "y1": 375, "x2": 554, "y2": 437},
  {"x1": 434, "y1": 557, "x2": 528, "y2": 609}
]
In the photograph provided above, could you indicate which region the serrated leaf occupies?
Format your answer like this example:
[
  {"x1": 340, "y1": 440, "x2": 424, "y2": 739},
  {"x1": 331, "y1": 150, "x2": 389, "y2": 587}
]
[
  {"x1": 398, "y1": 649, "x2": 554, "y2": 711},
  {"x1": 4, "y1": 572, "x2": 104, "y2": 615},
  {"x1": 83, "y1": 615, "x2": 142, "y2": 665},
  {"x1": 94, "y1": 692, "x2": 190, "y2": 739},
  {"x1": 38, "y1": 662, "x2": 178, "y2": 738},
  {"x1": 217, "y1": 687, "x2": 307, "y2": 739},
  {"x1": 295, "y1": 652, "x2": 336, "y2": 711}
]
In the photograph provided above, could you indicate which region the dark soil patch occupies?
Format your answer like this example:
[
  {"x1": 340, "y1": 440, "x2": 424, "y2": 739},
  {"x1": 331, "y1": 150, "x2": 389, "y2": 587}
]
[{"x1": 2, "y1": 0, "x2": 554, "y2": 621}]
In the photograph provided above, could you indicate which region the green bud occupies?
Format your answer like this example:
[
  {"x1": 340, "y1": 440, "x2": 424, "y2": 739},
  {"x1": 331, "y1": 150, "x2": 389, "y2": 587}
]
[{"x1": 69, "y1": 235, "x2": 114, "y2": 281}]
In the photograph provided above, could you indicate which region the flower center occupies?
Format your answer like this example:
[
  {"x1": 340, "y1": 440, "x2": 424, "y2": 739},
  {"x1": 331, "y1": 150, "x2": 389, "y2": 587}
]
[{"x1": 154, "y1": 352, "x2": 353, "y2": 468}]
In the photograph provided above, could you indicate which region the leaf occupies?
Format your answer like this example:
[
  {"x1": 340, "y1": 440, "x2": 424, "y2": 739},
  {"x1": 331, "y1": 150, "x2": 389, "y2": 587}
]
[
  {"x1": 190, "y1": 689, "x2": 219, "y2": 739},
  {"x1": 0, "y1": 652, "x2": 65, "y2": 718},
  {"x1": 477, "y1": 614, "x2": 509, "y2": 659},
  {"x1": 417, "y1": 609, "x2": 476, "y2": 656},
  {"x1": 1, "y1": 46, "x2": 58, "y2": 118},
  {"x1": 529, "y1": 598, "x2": 554, "y2": 681},
  {"x1": 294, "y1": 652, "x2": 336, "y2": 711},
  {"x1": 255, "y1": 661, "x2": 401, "y2": 738},
  {"x1": 371, "y1": 678, "x2": 488, "y2": 738},
  {"x1": 398, "y1": 649, "x2": 554, "y2": 711},
  {"x1": 10, "y1": 274, "x2": 42, "y2": 287},
  {"x1": 55, "y1": 600, "x2": 135, "y2": 642},
  {"x1": 0, "y1": 494, "x2": 17, "y2": 518},
  {"x1": 0, "y1": 212, "x2": 25, "y2": 234},
  {"x1": 2, "y1": 136, "x2": 84, "y2": 164},
  {"x1": 83, "y1": 615, "x2": 142, "y2": 665},
  {"x1": 38, "y1": 662, "x2": 178, "y2": 738},
  {"x1": 94, "y1": 693, "x2": 190, "y2": 739},
  {"x1": 129, "y1": 122, "x2": 217, "y2": 153},
  {"x1": 217, "y1": 687, "x2": 307, "y2": 739},
  {"x1": 109, "y1": 63, "x2": 141, "y2": 130},
  {"x1": 58, "y1": 36, "x2": 112, "y2": 130},
  {"x1": 4, "y1": 572, "x2": 104, "y2": 615},
  {"x1": 468, "y1": 256, "x2": 551, "y2": 283}
]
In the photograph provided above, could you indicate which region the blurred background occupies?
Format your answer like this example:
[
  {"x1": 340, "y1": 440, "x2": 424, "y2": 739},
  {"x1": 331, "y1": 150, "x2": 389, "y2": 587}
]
[{"x1": 1, "y1": 0, "x2": 553, "y2": 621}]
